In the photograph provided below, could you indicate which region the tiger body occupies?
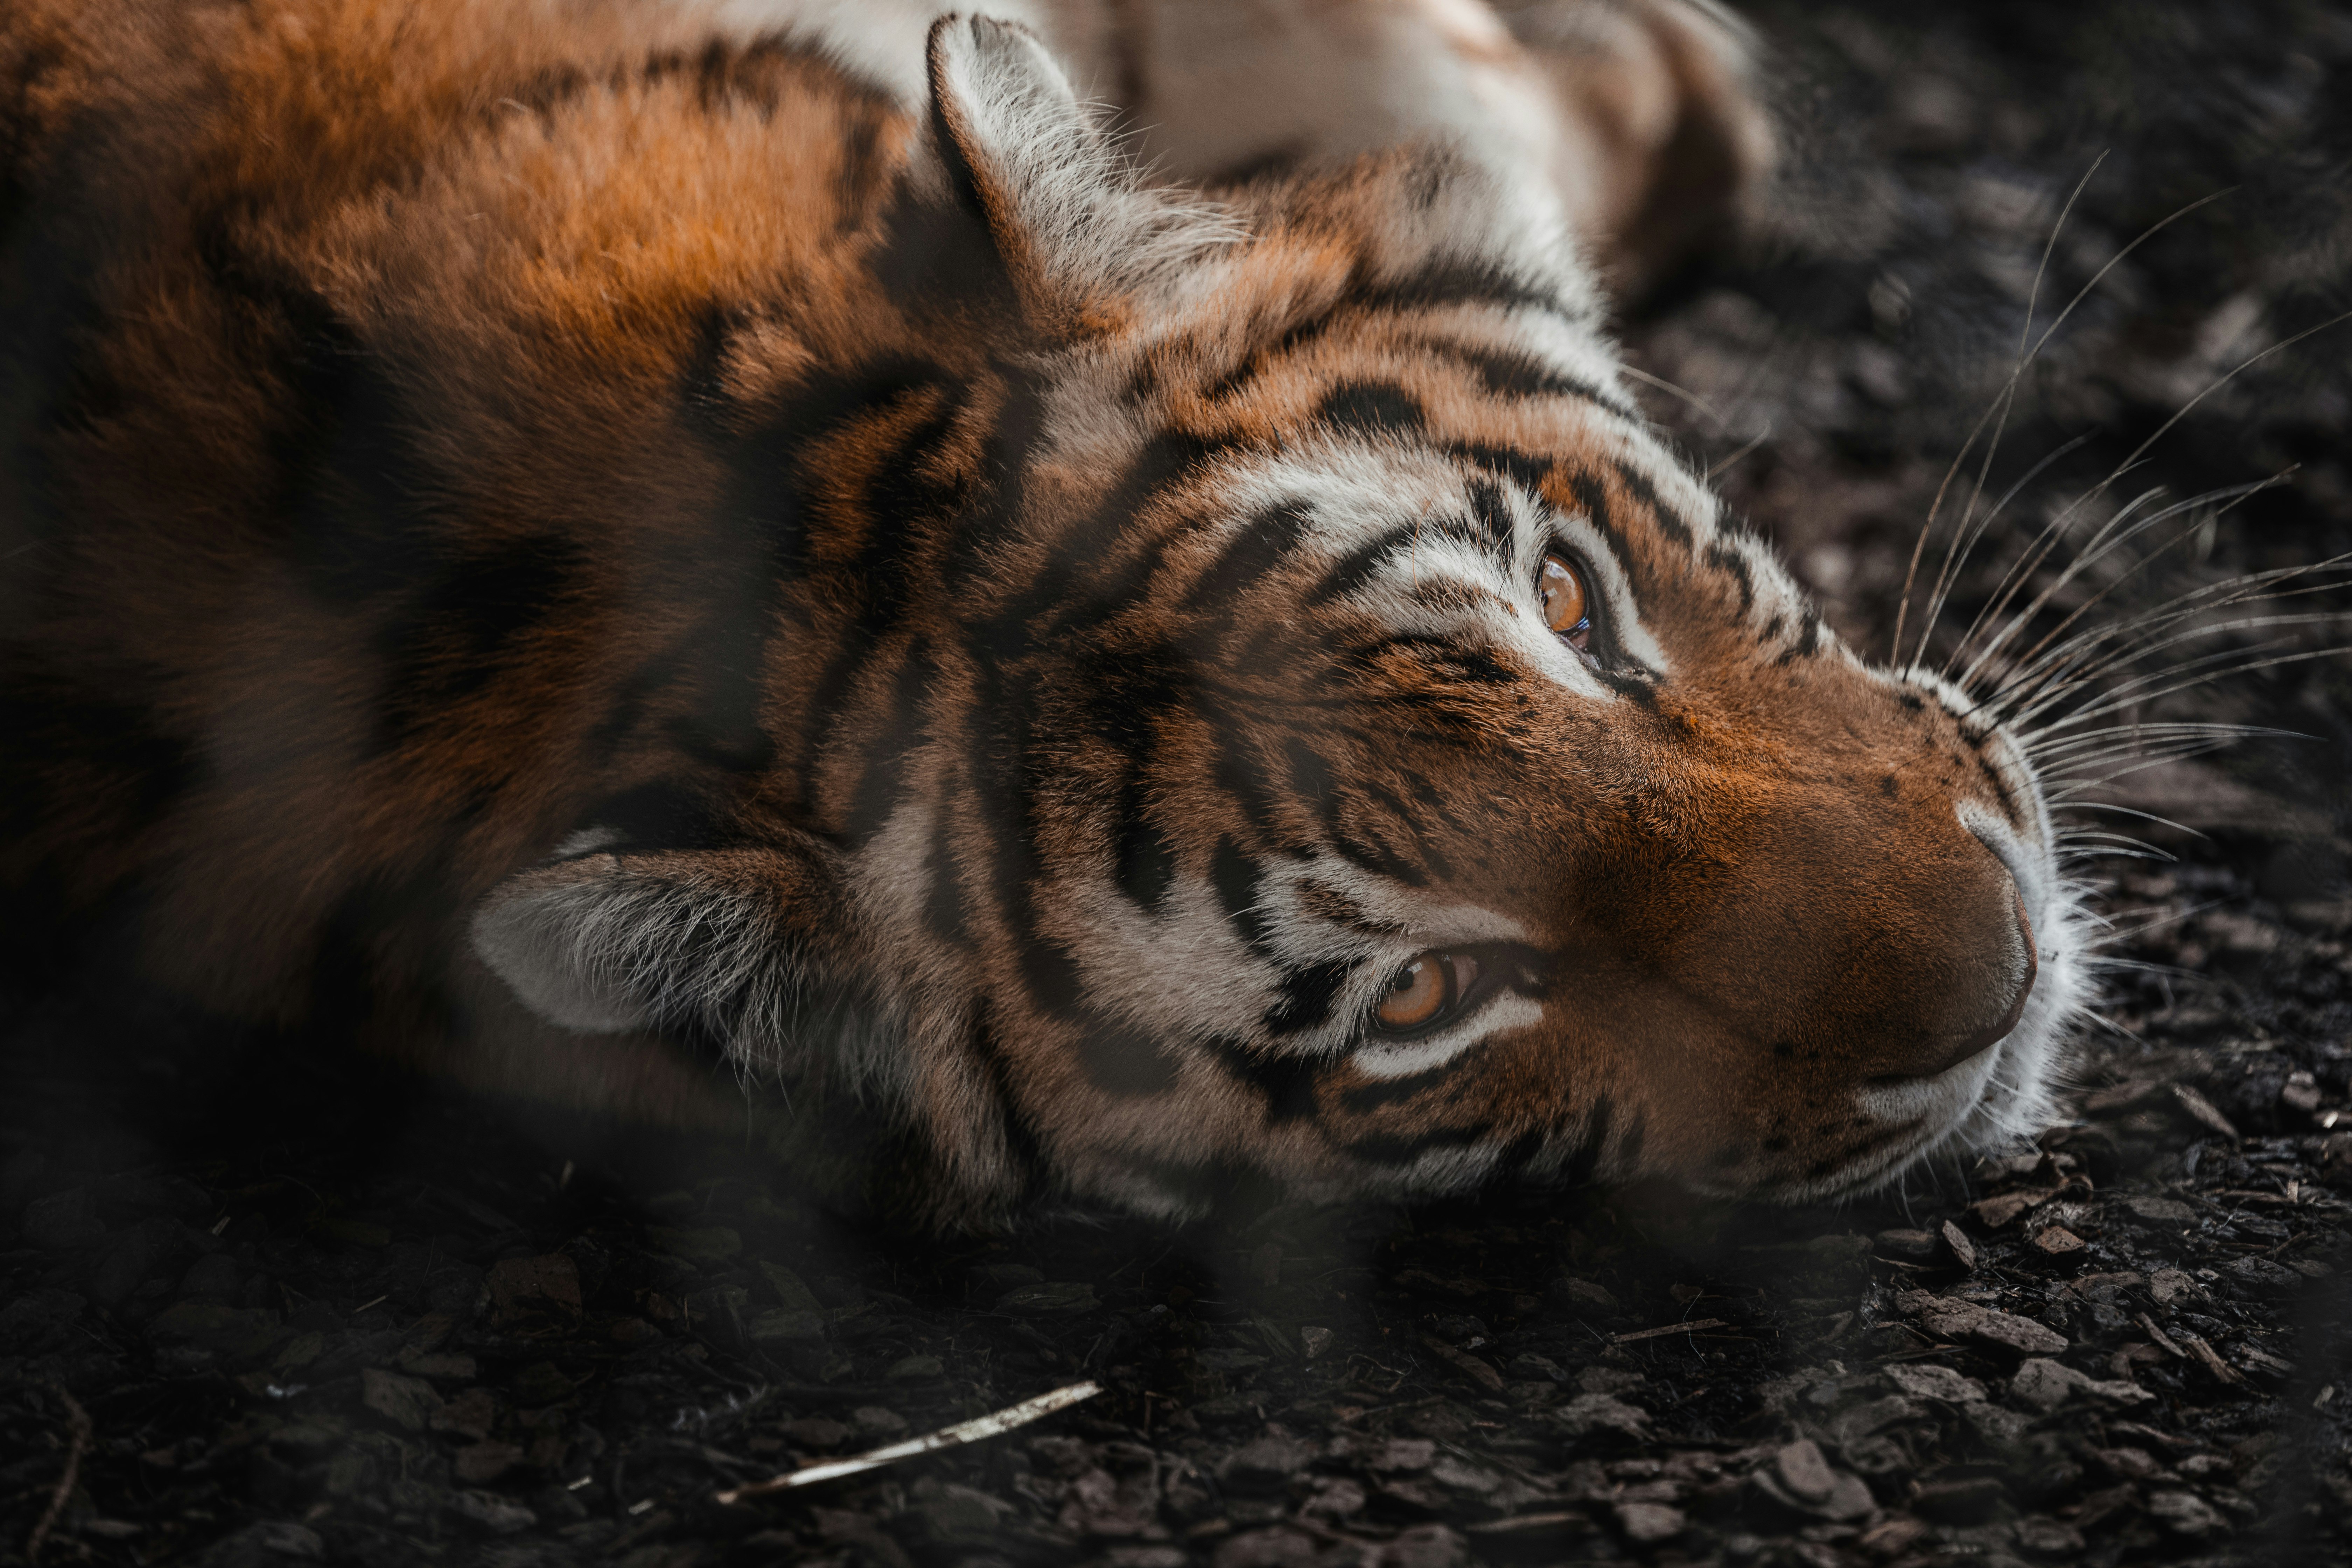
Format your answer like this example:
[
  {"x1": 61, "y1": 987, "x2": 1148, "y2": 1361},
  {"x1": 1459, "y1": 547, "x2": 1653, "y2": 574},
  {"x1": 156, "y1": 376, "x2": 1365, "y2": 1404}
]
[{"x1": 0, "y1": 0, "x2": 2081, "y2": 1225}]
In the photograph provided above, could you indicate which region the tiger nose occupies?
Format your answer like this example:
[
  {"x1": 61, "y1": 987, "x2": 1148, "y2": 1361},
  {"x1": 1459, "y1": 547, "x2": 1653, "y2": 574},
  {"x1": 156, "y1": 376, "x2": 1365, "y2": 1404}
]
[{"x1": 1883, "y1": 883, "x2": 2038, "y2": 1081}]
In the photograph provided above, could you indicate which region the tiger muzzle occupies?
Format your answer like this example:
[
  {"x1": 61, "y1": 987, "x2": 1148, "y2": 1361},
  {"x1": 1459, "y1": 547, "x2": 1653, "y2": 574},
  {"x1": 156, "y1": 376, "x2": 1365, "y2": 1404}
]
[{"x1": 1627, "y1": 781, "x2": 2041, "y2": 1093}]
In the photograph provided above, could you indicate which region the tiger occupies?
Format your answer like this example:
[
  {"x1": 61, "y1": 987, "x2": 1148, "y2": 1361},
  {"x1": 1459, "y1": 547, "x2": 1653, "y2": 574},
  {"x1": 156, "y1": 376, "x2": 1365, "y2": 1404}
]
[{"x1": 0, "y1": 0, "x2": 2080, "y2": 1228}]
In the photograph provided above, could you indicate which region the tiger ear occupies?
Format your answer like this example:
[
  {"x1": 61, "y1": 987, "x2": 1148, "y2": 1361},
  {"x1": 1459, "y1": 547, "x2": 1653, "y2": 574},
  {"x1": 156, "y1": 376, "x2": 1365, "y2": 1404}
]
[
  {"x1": 469, "y1": 840, "x2": 845, "y2": 1041},
  {"x1": 923, "y1": 14, "x2": 1234, "y2": 332}
]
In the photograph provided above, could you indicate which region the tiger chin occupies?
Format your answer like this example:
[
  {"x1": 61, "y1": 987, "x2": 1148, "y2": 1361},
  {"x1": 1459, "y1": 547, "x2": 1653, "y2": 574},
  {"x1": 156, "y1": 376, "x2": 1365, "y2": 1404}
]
[{"x1": 0, "y1": 0, "x2": 2086, "y2": 1229}]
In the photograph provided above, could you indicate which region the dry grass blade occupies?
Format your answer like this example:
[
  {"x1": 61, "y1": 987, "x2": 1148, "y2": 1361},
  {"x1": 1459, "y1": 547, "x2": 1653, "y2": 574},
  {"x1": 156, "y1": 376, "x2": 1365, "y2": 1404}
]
[
  {"x1": 712, "y1": 1381, "x2": 1103, "y2": 1503},
  {"x1": 24, "y1": 1385, "x2": 91, "y2": 1568},
  {"x1": 1610, "y1": 1317, "x2": 1731, "y2": 1343}
]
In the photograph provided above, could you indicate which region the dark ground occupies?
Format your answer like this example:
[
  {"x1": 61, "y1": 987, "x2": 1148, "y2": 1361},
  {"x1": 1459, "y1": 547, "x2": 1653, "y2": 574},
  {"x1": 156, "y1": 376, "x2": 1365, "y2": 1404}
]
[{"x1": 6, "y1": 3, "x2": 2352, "y2": 1565}]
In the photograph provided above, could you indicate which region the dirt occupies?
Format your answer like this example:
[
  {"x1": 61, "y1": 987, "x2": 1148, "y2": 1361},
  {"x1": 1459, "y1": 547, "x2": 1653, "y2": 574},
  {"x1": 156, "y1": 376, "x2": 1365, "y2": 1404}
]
[{"x1": 4, "y1": 3, "x2": 2351, "y2": 1566}]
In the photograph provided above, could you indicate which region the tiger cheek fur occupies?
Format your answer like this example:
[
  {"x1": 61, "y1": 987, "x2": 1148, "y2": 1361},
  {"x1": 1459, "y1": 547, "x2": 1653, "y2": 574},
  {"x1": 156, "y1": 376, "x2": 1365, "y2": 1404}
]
[{"x1": 0, "y1": 2, "x2": 2085, "y2": 1227}]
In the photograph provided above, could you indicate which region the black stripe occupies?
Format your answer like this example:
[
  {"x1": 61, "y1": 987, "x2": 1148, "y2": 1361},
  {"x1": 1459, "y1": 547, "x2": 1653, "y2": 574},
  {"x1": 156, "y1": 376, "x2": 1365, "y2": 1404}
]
[
  {"x1": 964, "y1": 1008, "x2": 1046, "y2": 1205},
  {"x1": 979, "y1": 427, "x2": 1240, "y2": 645},
  {"x1": 1492, "y1": 1129, "x2": 1548, "y2": 1185},
  {"x1": 1340, "y1": 1125, "x2": 1484, "y2": 1165},
  {"x1": 1613, "y1": 461, "x2": 1694, "y2": 550},
  {"x1": 943, "y1": 361, "x2": 1050, "y2": 603},
  {"x1": 1211, "y1": 836, "x2": 1273, "y2": 954},
  {"x1": 1183, "y1": 500, "x2": 1313, "y2": 611},
  {"x1": 676, "y1": 299, "x2": 742, "y2": 441},
  {"x1": 839, "y1": 641, "x2": 933, "y2": 844},
  {"x1": 1316, "y1": 381, "x2": 1425, "y2": 437},
  {"x1": 1773, "y1": 609, "x2": 1822, "y2": 666},
  {"x1": 1351, "y1": 258, "x2": 1564, "y2": 317},
  {"x1": 1465, "y1": 480, "x2": 1516, "y2": 555},
  {"x1": 1404, "y1": 772, "x2": 1471, "y2": 838},
  {"x1": 1077, "y1": 1018, "x2": 1181, "y2": 1096},
  {"x1": 972, "y1": 666, "x2": 1055, "y2": 1004},
  {"x1": 1363, "y1": 780, "x2": 1453, "y2": 880},
  {"x1": 1199, "y1": 257, "x2": 1585, "y2": 408},
  {"x1": 1205, "y1": 701, "x2": 1289, "y2": 834},
  {"x1": 1017, "y1": 934, "x2": 1085, "y2": 1020},
  {"x1": 1308, "y1": 527, "x2": 1410, "y2": 606},
  {"x1": 1558, "y1": 470, "x2": 1646, "y2": 597},
  {"x1": 682, "y1": 356, "x2": 966, "y2": 779},
  {"x1": 1112, "y1": 777, "x2": 1177, "y2": 913},
  {"x1": 0, "y1": 681, "x2": 197, "y2": 854},
  {"x1": 1327, "y1": 827, "x2": 1427, "y2": 887},
  {"x1": 1427, "y1": 340, "x2": 1620, "y2": 414},
  {"x1": 1614, "y1": 1108, "x2": 1648, "y2": 1173},
  {"x1": 370, "y1": 533, "x2": 584, "y2": 750},
  {"x1": 1596, "y1": 669, "x2": 1660, "y2": 709},
  {"x1": 1706, "y1": 542, "x2": 1755, "y2": 615},
  {"x1": 922, "y1": 772, "x2": 968, "y2": 946},
  {"x1": 1976, "y1": 750, "x2": 2028, "y2": 828},
  {"x1": 1351, "y1": 632, "x2": 1520, "y2": 688},
  {"x1": 1449, "y1": 441, "x2": 1553, "y2": 495},
  {"x1": 572, "y1": 779, "x2": 735, "y2": 853},
  {"x1": 1263, "y1": 958, "x2": 1353, "y2": 1034},
  {"x1": 1558, "y1": 1095, "x2": 1615, "y2": 1186},
  {"x1": 1208, "y1": 1038, "x2": 1319, "y2": 1124},
  {"x1": 1340, "y1": 1061, "x2": 1458, "y2": 1114},
  {"x1": 1283, "y1": 736, "x2": 1336, "y2": 806}
]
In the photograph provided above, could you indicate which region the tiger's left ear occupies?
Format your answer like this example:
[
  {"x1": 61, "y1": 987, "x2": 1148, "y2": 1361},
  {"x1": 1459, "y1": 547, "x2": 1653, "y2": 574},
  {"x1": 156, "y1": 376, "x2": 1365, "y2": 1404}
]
[
  {"x1": 468, "y1": 840, "x2": 852, "y2": 1047},
  {"x1": 924, "y1": 14, "x2": 1234, "y2": 335}
]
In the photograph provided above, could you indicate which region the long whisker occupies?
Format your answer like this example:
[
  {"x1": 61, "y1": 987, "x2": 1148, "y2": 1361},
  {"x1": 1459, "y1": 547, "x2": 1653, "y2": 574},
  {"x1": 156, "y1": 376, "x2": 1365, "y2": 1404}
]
[
  {"x1": 2002, "y1": 597, "x2": 2352, "y2": 726},
  {"x1": 1703, "y1": 423, "x2": 1773, "y2": 481},
  {"x1": 1618, "y1": 365, "x2": 1730, "y2": 430},
  {"x1": 1935, "y1": 435, "x2": 2095, "y2": 681},
  {"x1": 2020, "y1": 645, "x2": 2352, "y2": 737},
  {"x1": 1979, "y1": 550, "x2": 2351, "y2": 720},
  {"x1": 1890, "y1": 172, "x2": 2225, "y2": 669},
  {"x1": 1956, "y1": 481, "x2": 2279, "y2": 702}
]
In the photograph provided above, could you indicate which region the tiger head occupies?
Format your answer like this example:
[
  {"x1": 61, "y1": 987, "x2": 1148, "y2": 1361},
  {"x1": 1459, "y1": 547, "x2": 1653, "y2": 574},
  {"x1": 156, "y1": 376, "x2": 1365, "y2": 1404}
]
[{"x1": 474, "y1": 17, "x2": 2085, "y2": 1224}]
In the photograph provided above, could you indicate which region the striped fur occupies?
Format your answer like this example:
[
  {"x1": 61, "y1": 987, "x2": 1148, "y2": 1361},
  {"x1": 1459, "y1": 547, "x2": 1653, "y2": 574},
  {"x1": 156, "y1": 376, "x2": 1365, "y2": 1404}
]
[{"x1": 0, "y1": 0, "x2": 2078, "y2": 1226}]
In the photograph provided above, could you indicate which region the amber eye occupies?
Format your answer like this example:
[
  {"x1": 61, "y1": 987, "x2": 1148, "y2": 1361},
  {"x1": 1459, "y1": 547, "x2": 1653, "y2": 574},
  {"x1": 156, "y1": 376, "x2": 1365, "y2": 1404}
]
[
  {"x1": 1373, "y1": 951, "x2": 1483, "y2": 1033},
  {"x1": 1538, "y1": 552, "x2": 1592, "y2": 652}
]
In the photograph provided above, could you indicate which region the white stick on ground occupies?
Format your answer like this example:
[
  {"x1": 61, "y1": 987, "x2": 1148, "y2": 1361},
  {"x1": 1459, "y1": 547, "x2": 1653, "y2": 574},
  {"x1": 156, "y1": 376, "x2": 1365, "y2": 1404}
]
[{"x1": 714, "y1": 1380, "x2": 1104, "y2": 1503}]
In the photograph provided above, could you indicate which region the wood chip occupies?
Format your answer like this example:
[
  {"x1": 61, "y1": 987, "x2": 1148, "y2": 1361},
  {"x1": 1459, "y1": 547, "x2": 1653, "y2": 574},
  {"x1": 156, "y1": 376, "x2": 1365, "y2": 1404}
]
[
  {"x1": 2179, "y1": 1334, "x2": 2243, "y2": 1385},
  {"x1": 2082, "y1": 1079, "x2": 2166, "y2": 1114},
  {"x1": 712, "y1": 1381, "x2": 1102, "y2": 1502},
  {"x1": 1420, "y1": 1337, "x2": 1504, "y2": 1392},
  {"x1": 1969, "y1": 1189, "x2": 2056, "y2": 1227},
  {"x1": 1940, "y1": 1221, "x2": 1977, "y2": 1271},
  {"x1": 2135, "y1": 1314, "x2": 2185, "y2": 1359},
  {"x1": 2239, "y1": 1344, "x2": 2295, "y2": 1375},
  {"x1": 2033, "y1": 1226, "x2": 2086, "y2": 1255},
  {"x1": 1609, "y1": 1317, "x2": 1730, "y2": 1344},
  {"x1": 2171, "y1": 1084, "x2": 2240, "y2": 1140}
]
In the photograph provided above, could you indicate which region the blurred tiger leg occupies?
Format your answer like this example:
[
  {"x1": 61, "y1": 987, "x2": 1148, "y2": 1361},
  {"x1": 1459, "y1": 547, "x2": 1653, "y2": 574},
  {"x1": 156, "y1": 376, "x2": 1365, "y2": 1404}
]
[
  {"x1": 1490, "y1": 0, "x2": 1774, "y2": 298},
  {"x1": 1031, "y1": 0, "x2": 1773, "y2": 301}
]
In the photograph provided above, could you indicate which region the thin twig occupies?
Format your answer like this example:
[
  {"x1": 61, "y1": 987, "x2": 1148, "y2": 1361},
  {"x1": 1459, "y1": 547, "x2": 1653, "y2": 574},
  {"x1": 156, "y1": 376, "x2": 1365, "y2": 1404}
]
[
  {"x1": 1610, "y1": 1317, "x2": 1730, "y2": 1344},
  {"x1": 713, "y1": 1381, "x2": 1102, "y2": 1503},
  {"x1": 25, "y1": 1384, "x2": 92, "y2": 1567}
]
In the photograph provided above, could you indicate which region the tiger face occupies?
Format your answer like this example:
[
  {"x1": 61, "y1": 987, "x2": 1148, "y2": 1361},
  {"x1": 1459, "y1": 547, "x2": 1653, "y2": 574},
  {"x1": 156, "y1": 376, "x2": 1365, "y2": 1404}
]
[
  {"x1": 0, "y1": 2, "x2": 2082, "y2": 1228},
  {"x1": 474, "y1": 19, "x2": 2085, "y2": 1222}
]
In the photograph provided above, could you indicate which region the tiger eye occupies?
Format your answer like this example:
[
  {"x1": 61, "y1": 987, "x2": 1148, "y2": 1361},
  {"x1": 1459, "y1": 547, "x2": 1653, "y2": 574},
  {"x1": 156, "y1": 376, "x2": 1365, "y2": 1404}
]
[
  {"x1": 1374, "y1": 951, "x2": 1481, "y2": 1031},
  {"x1": 1538, "y1": 553, "x2": 1589, "y2": 649}
]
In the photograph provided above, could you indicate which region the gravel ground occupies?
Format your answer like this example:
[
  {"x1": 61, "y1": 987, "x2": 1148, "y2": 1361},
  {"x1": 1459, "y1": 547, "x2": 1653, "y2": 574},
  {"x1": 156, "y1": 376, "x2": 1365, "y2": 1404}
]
[{"x1": 5, "y1": 4, "x2": 2352, "y2": 1566}]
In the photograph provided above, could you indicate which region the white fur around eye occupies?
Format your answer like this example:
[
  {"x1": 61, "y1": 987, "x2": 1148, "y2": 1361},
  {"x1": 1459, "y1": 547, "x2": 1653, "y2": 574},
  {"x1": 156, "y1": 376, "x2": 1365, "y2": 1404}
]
[{"x1": 1352, "y1": 991, "x2": 1540, "y2": 1078}]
